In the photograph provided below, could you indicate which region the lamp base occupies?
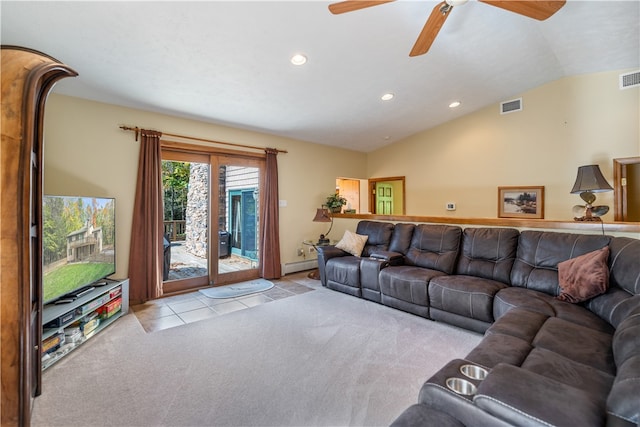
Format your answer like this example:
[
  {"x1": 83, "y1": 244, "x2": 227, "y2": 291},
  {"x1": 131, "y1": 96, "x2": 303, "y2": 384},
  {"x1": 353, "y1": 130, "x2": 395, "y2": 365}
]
[{"x1": 573, "y1": 216, "x2": 602, "y2": 222}]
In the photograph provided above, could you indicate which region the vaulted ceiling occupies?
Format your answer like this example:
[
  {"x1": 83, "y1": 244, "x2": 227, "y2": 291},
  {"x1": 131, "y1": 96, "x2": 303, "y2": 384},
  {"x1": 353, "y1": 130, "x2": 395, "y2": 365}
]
[{"x1": 2, "y1": 1, "x2": 639, "y2": 152}]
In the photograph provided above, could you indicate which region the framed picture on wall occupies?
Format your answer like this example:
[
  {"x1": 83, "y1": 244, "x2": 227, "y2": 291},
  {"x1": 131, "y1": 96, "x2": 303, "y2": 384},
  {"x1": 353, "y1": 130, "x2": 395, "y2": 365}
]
[{"x1": 498, "y1": 186, "x2": 545, "y2": 219}]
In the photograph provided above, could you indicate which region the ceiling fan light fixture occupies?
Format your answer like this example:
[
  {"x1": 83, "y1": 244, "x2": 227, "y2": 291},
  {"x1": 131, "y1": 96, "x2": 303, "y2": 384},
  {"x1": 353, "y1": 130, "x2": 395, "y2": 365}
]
[
  {"x1": 445, "y1": 0, "x2": 469, "y2": 6},
  {"x1": 290, "y1": 54, "x2": 307, "y2": 66}
]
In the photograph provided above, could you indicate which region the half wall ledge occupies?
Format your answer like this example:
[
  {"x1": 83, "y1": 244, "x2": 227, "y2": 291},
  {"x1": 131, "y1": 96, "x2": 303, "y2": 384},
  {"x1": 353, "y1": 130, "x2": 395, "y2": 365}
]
[{"x1": 333, "y1": 213, "x2": 640, "y2": 235}]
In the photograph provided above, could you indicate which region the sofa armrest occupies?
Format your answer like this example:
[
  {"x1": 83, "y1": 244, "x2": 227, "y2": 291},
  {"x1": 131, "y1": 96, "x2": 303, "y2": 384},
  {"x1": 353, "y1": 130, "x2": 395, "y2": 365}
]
[
  {"x1": 474, "y1": 363, "x2": 604, "y2": 427},
  {"x1": 369, "y1": 250, "x2": 404, "y2": 265},
  {"x1": 316, "y1": 245, "x2": 348, "y2": 286},
  {"x1": 418, "y1": 359, "x2": 512, "y2": 427}
]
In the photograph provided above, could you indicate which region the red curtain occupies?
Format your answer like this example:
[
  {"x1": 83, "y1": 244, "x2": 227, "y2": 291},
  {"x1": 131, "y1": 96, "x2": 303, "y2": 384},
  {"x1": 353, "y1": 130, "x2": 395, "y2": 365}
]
[
  {"x1": 260, "y1": 148, "x2": 281, "y2": 279},
  {"x1": 128, "y1": 129, "x2": 164, "y2": 303}
]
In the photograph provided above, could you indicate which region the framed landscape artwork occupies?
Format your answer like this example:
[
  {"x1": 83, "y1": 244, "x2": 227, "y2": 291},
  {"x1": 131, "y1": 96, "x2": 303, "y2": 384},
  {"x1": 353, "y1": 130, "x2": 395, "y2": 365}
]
[{"x1": 498, "y1": 186, "x2": 544, "y2": 219}]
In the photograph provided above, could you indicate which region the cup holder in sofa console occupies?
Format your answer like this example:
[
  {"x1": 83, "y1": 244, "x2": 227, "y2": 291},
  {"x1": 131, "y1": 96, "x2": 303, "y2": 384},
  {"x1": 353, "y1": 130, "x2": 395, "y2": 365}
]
[
  {"x1": 460, "y1": 364, "x2": 489, "y2": 380},
  {"x1": 445, "y1": 377, "x2": 477, "y2": 396}
]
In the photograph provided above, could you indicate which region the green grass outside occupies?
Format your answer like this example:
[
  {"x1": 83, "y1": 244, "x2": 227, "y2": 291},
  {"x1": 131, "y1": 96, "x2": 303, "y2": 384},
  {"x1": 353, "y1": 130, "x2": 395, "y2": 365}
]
[{"x1": 44, "y1": 263, "x2": 114, "y2": 302}]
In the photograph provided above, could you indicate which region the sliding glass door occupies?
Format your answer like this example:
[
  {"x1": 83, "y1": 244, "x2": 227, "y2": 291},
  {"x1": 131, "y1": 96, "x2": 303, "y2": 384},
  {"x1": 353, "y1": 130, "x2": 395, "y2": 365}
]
[
  {"x1": 161, "y1": 147, "x2": 263, "y2": 295},
  {"x1": 215, "y1": 156, "x2": 262, "y2": 284}
]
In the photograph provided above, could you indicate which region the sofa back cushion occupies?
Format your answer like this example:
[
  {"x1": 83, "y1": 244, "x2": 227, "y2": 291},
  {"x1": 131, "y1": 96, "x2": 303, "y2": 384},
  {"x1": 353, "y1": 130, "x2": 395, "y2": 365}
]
[
  {"x1": 455, "y1": 227, "x2": 519, "y2": 284},
  {"x1": 405, "y1": 224, "x2": 461, "y2": 274},
  {"x1": 510, "y1": 231, "x2": 611, "y2": 296},
  {"x1": 586, "y1": 237, "x2": 640, "y2": 327},
  {"x1": 608, "y1": 237, "x2": 640, "y2": 295},
  {"x1": 355, "y1": 221, "x2": 394, "y2": 257},
  {"x1": 388, "y1": 223, "x2": 415, "y2": 254},
  {"x1": 608, "y1": 305, "x2": 640, "y2": 425}
]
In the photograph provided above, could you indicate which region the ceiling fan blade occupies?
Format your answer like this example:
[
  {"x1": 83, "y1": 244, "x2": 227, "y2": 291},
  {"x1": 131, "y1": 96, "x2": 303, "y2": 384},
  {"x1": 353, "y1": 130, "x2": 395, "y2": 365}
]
[
  {"x1": 409, "y1": 1, "x2": 452, "y2": 57},
  {"x1": 479, "y1": 1, "x2": 566, "y2": 20},
  {"x1": 328, "y1": 0, "x2": 394, "y2": 15}
]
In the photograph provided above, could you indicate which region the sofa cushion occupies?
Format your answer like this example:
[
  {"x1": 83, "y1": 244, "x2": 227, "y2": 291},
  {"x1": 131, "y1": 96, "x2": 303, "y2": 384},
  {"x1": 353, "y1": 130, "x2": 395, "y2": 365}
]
[
  {"x1": 429, "y1": 275, "x2": 508, "y2": 323},
  {"x1": 390, "y1": 404, "x2": 465, "y2": 427},
  {"x1": 465, "y1": 333, "x2": 533, "y2": 368},
  {"x1": 607, "y1": 355, "x2": 640, "y2": 425},
  {"x1": 354, "y1": 220, "x2": 394, "y2": 257},
  {"x1": 485, "y1": 307, "x2": 549, "y2": 343},
  {"x1": 510, "y1": 230, "x2": 610, "y2": 296},
  {"x1": 335, "y1": 230, "x2": 368, "y2": 257},
  {"x1": 608, "y1": 237, "x2": 640, "y2": 295},
  {"x1": 455, "y1": 227, "x2": 519, "y2": 284},
  {"x1": 494, "y1": 286, "x2": 614, "y2": 334},
  {"x1": 325, "y1": 256, "x2": 362, "y2": 296},
  {"x1": 474, "y1": 364, "x2": 606, "y2": 427},
  {"x1": 493, "y1": 287, "x2": 556, "y2": 319},
  {"x1": 608, "y1": 312, "x2": 640, "y2": 424},
  {"x1": 404, "y1": 224, "x2": 462, "y2": 274},
  {"x1": 388, "y1": 223, "x2": 415, "y2": 254},
  {"x1": 586, "y1": 288, "x2": 638, "y2": 329},
  {"x1": 520, "y1": 347, "x2": 614, "y2": 406},
  {"x1": 557, "y1": 246, "x2": 610, "y2": 303},
  {"x1": 612, "y1": 308, "x2": 640, "y2": 368},
  {"x1": 532, "y1": 317, "x2": 614, "y2": 374},
  {"x1": 379, "y1": 265, "x2": 446, "y2": 308}
]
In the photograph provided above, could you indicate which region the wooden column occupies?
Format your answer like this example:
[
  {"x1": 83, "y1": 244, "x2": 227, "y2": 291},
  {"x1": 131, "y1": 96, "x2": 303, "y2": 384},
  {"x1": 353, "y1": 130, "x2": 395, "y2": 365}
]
[{"x1": 1, "y1": 46, "x2": 76, "y2": 426}]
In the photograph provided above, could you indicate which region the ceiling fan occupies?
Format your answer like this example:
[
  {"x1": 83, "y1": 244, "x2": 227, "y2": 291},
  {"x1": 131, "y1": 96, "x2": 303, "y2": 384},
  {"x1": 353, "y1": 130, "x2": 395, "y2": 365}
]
[{"x1": 328, "y1": 0, "x2": 566, "y2": 56}]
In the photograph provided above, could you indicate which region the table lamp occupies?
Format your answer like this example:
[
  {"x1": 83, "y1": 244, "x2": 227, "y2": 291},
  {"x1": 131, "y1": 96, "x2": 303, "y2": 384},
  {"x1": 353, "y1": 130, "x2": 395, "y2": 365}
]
[
  {"x1": 312, "y1": 207, "x2": 332, "y2": 244},
  {"x1": 571, "y1": 164, "x2": 613, "y2": 221}
]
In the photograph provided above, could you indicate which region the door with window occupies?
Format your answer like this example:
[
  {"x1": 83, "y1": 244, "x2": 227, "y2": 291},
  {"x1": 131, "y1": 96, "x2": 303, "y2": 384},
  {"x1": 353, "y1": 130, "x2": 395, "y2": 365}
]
[{"x1": 161, "y1": 147, "x2": 263, "y2": 295}]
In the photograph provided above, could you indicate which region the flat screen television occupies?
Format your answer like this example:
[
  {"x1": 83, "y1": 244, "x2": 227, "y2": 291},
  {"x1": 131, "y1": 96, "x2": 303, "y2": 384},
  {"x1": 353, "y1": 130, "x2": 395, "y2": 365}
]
[{"x1": 42, "y1": 195, "x2": 116, "y2": 304}]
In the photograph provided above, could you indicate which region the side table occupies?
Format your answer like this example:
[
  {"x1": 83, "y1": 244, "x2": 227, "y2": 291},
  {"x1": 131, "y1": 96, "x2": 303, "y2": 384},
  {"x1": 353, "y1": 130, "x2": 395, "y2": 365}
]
[{"x1": 303, "y1": 240, "x2": 332, "y2": 280}]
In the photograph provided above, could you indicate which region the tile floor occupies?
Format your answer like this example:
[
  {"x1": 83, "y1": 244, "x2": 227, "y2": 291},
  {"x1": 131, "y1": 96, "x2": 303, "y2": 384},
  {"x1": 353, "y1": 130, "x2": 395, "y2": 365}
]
[{"x1": 131, "y1": 271, "x2": 320, "y2": 333}]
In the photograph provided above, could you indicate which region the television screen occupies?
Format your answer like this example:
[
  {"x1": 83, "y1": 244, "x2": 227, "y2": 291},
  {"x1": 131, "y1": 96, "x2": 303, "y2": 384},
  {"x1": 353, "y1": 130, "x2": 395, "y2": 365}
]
[{"x1": 42, "y1": 196, "x2": 116, "y2": 304}]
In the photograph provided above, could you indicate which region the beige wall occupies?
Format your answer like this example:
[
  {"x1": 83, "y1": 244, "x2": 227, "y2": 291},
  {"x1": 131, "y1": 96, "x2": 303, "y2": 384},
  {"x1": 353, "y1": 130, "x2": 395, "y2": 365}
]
[
  {"x1": 43, "y1": 95, "x2": 367, "y2": 278},
  {"x1": 367, "y1": 69, "x2": 640, "y2": 221}
]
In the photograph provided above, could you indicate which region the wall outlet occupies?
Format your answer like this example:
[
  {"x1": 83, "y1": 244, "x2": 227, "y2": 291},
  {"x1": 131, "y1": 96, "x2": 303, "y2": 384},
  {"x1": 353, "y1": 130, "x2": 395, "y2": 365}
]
[{"x1": 446, "y1": 202, "x2": 456, "y2": 211}]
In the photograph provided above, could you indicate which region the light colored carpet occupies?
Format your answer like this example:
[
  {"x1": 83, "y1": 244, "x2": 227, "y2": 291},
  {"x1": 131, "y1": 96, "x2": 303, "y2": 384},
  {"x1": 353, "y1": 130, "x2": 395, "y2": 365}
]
[
  {"x1": 32, "y1": 286, "x2": 482, "y2": 427},
  {"x1": 199, "y1": 279, "x2": 274, "y2": 299}
]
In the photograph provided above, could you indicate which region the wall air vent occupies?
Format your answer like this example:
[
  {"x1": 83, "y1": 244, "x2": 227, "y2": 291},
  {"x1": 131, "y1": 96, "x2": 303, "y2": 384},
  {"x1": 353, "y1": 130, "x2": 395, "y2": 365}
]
[
  {"x1": 500, "y1": 98, "x2": 522, "y2": 115},
  {"x1": 620, "y1": 70, "x2": 640, "y2": 90}
]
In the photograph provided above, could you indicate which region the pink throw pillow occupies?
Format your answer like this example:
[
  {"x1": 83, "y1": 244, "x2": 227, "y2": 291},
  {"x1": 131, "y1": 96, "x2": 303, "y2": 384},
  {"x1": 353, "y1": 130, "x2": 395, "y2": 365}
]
[{"x1": 557, "y1": 246, "x2": 610, "y2": 303}]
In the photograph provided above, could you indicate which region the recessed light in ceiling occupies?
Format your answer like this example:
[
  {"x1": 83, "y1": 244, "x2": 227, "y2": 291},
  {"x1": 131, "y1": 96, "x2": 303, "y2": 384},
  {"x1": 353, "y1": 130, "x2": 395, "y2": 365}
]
[
  {"x1": 449, "y1": 101, "x2": 461, "y2": 108},
  {"x1": 290, "y1": 54, "x2": 307, "y2": 66},
  {"x1": 381, "y1": 93, "x2": 394, "y2": 101}
]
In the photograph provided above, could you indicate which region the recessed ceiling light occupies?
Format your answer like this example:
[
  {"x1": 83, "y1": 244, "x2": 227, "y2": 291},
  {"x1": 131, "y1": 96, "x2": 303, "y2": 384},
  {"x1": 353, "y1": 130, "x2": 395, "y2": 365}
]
[
  {"x1": 290, "y1": 54, "x2": 307, "y2": 66},
  {"x1": 449, "y1": 101, "x2": 461, "y2": 108},
  {"x1": 381, "y1": 93, "x2": 394, "y2": 101}
]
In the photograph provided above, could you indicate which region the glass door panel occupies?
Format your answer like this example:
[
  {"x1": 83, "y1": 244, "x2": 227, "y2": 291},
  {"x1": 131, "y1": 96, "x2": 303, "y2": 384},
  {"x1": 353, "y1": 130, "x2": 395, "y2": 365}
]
[
  {"x1": 216, "y1": 159, "x2": 261, "y2": 283},
  {"x1": 162, "y1": 155, "x2": 210, "y2": 293}
]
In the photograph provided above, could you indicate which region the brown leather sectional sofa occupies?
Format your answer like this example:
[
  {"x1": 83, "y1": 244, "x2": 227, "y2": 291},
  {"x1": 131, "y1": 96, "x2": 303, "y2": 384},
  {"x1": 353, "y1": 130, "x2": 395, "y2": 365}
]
[{"x1": 316, "y1": 220, "x2": 640, "y2": 427}]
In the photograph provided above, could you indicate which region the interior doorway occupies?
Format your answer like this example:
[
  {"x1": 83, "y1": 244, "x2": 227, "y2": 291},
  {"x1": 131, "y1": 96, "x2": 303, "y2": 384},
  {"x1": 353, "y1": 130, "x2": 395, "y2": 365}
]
[
  {"x1": 369, "y1": 176, "x2": 405, "y2": 215},
  {"x1": 613, "y1": 156, "x2": 640, "y2": 222}
]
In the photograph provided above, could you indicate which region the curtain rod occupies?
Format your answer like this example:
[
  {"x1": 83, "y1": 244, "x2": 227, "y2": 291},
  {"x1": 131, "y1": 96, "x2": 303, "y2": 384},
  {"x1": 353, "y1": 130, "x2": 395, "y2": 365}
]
[{"x1": 119, "y1": 125, "x2": 287, "y2": 154}]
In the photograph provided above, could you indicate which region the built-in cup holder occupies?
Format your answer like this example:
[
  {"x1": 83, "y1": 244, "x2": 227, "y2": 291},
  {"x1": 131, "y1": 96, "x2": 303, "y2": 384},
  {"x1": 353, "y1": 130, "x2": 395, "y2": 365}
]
[
  {"x1": 445, "y1": 377, "x2": 477, "y2": 396},
  {"x1": 460, "y1": 364, "x2": 489, "y2": 380}
]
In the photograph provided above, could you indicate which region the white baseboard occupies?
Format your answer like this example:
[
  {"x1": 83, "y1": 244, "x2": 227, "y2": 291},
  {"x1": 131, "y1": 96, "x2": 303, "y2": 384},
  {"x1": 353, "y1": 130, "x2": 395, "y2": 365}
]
[{"x1": 281, "y1": 259, "x2": 318, "y2": 275}]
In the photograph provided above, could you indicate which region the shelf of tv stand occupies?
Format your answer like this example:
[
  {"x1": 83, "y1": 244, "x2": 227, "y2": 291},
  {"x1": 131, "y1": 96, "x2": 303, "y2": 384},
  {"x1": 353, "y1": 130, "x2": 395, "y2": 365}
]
[{"x1": 41, "y1": 278, "x2": 129, "y2": 370}]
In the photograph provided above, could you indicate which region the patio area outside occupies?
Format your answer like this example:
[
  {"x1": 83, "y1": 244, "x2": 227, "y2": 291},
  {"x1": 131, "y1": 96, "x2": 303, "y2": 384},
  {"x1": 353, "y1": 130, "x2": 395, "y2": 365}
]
[{"x1": 167, "y1": 240, "x2": 256, "y2": 281}]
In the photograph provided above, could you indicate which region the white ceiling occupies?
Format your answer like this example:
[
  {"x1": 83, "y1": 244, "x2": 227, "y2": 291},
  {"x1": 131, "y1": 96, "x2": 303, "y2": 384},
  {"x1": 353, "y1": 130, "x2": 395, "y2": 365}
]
[{"x1": 2, "y1": 1, "x2": 639, "y2": 152}]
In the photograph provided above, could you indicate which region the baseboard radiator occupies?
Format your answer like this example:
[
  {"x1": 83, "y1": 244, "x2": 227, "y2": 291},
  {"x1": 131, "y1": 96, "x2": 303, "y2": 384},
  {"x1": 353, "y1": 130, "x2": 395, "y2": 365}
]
[{"x1": 281, "y1": 259, "x2": 318, "y2": 275}]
